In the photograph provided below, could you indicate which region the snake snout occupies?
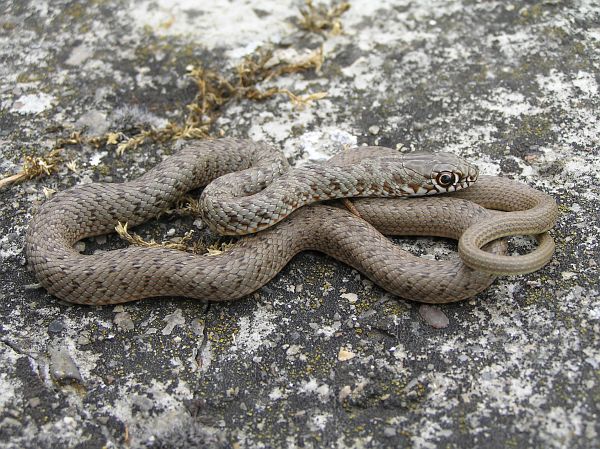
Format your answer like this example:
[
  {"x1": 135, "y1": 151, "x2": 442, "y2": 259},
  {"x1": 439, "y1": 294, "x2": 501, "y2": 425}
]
[{"x1": 468, "y1": 164, "x2": 479, "y2": 181}]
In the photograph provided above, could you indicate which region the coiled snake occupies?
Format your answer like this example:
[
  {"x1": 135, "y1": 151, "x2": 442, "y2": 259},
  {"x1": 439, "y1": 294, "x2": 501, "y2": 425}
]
[{"x1": 25, "y1": 139, "x2": 558, "y2": 305}]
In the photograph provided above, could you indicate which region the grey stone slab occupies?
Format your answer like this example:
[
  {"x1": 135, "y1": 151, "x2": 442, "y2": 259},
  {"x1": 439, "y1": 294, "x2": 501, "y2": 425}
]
[{"x1": 1, "y1": 1, "x2": 599, "y2": 448}]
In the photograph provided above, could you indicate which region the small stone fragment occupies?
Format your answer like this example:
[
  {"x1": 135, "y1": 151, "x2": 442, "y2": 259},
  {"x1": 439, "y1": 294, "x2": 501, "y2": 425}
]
[
  {"x1": 286, "y1": 345, "x2": 301, "y2": 356},
  {"x1": 48, "y1": 320, "x2": 65, "y2": 334},
  {"x1": 49, "y1": 345, "x2": 83, "y2": 385},
  {"x1": 114, "y1": 312, "x2": 134, "y2": 331},
  {"x1": 368, "y1": 125, "x2": 380, "y2": 135},
  {"x1": 383, "y1": 427, "x2": 397, "y2": 437},
  {"x1": 2, "y1": 417, "x2": 21, "y2": 428},
  {"x1": 338, "y1": 385, "x2": 352, "y2": 402},
  {"x1": 190, "y1": 319, "x2": 204, "y2": 336},
  {"x1": 419, "y1": 305, "x2": 450, "y2": 329},
  {"x1": 338, "y1": 347, "x2": 355, "y2": 361},
  {"x1": 340, "y1": 293, "x2": 358, "y2": 303}
]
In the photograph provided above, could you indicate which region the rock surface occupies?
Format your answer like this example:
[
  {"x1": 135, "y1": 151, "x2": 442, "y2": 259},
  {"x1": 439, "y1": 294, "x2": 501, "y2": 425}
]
[{"x1": 1, "y1": 1, "x2": 599, "y2": 448}]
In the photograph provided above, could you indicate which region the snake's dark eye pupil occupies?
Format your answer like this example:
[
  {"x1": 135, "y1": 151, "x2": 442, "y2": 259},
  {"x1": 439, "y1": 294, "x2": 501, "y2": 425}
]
[{"x1": 437, "y1": 172, "x2": 455, "y2": 186}]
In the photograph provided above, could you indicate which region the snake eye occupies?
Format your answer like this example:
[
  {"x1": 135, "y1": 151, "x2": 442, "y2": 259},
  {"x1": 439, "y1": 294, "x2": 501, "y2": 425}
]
[{"x1": 436, "y1": 171, "x2": 456, "y2": 187}]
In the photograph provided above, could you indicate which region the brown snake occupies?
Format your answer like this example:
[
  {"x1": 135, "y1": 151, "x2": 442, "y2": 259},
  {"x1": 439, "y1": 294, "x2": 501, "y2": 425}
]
[{"x1": 24, "y1": 139, "x2": 558, "y2": 305}]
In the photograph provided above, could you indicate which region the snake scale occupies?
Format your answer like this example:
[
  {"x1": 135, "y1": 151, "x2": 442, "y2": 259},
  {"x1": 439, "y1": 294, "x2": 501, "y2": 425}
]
[{"x1": 24, "y1": 138, "x2": 559, "y2": 305}]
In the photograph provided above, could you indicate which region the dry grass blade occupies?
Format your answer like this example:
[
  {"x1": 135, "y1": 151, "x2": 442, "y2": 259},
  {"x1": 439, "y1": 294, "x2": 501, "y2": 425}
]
[
  {"x1": 116, "y1": 126, "x2": 183, "y2": 156},
  {"x1": 56, "y1": 131, "x2": 84, "y2": 147},
  {"x1": 206, "y1": 241, "x2": 235, "y2": 256},
  {"x1": 115, "y1": 221, "x2": 203, "y2": 253},
  {"x1": 0, "y1": 148, "x2": 62, "y2": 190},
  {"x1": 106, "y1": 45, "x2": 326, "y2": 155},
  {"x1": 34, "y1": 42, "x2": 326, "y2": 162},
  {"x1": 299, "y1": 0, "x2": 351, "y2": 35},
  {"x1": 164, "y1": 196, "x2": 202, "y2": 217},
  {"x1": 233, "y1": 47, "x2": 326, "y2": 106}
]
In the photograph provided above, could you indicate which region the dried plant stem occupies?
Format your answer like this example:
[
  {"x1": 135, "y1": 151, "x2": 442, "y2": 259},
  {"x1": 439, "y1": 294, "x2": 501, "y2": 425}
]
[
  {"x1": 3, "y1": 2, "x2": 345, "y2": 191},
  {"x1": 108, "y1": 45, "x2": 326, "y2": 155},
  {"x1": 115, "y1": 222, "x2": 204, "y2": 253},
  {"x1": 299, "y1": 0, "x2": 351, "y2": 35},
  {"x1": 0, "y1": 148, "x2": 62, "y2": 190},
  {"x1": 115, "y1": 221, "x2": 235, "y2": 256}
]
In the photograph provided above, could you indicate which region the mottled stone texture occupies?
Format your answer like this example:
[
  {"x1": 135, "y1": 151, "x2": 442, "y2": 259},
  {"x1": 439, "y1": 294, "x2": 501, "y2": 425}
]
[{"x1": 0, "y1": 1, "x2": 598, "y2": 448}]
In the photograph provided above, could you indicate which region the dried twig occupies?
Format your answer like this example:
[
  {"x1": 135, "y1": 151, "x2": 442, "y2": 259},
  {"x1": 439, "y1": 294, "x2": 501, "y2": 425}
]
[
  {"x1": 164, "y1": 196, "x2": 202, "y2": 217},
  {"x1": 108, "y1": 45, "x2": 326, "y2": 155},
  {"x1": 115, "y1": 221, "x2": 235, "y2": 256},
  {"x1": 115, "y1": 222, "x2": 200, "y2": 252},
  {"x1": 0, "y1": 148, "x2": 62, "y2": 190}
]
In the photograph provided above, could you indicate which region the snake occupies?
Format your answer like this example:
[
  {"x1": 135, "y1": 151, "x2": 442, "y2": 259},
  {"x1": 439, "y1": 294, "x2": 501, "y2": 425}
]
[{"x1": 24, "y1": 138, "x2": 558, "y2": 305}]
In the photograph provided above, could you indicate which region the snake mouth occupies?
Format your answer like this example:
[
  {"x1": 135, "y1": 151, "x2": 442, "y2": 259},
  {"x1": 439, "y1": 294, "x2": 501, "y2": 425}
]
[
  {"x1": 456, "y1": 167, "x2": 479, "y2": 190},
  {"x1": 457, "y1": 173, "x2": 478, "y2": 190},
  {"x1": 462, "y1": 172, "x2": 478, "y2": 187}
]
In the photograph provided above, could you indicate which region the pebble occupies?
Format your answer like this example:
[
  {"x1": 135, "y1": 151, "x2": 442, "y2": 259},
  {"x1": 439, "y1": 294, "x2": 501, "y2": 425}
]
[
  {"x1": 190, "y1": 319, "x2": 204, "y2": 336},
  {"x1": 49, "y1": 345, "x2": 83, "y2": 384},
  {"x1": 47, "y1": 320, "x2": 65, "y2": 334},
  {"x1": 341, "y1": 293, "x2": 358, "y2": 303},
  {"x1": 338, "y1": 385, "x2": 352, "y2": 402},
  {"x1": 2, "y1": 417, "x2": 21, "y2": 427},
  {"x1": 114, "y1": 312, "x2": 134, "y2": 331},
  {"x1": 383, "y1": 427, "x2": 397, "y2": 437},
  {"x1": 419, "y1": 305, "x2": 450, "y2": 329},
  {"x1": 77, "y1": 335, "x2": 91, "y2": 346},
  {"x1": 338, "y1": 347, "x2": 355, "y2": 361},
  {"x1": 368, "y1": 125, "x2": 380, "y2": 135},
  {"x1": 286, "y1": 345, "x2": 301, "y2": 356}
]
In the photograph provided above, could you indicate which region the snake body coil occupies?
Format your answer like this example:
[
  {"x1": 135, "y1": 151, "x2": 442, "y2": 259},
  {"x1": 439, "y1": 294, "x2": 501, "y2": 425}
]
[{"x1": 24, "y1": 139, "x2": 558, "y2": 305}]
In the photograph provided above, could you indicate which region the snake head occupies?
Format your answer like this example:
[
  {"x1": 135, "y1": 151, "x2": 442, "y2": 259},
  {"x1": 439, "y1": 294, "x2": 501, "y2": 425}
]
[
  {"x1": 429, "y1": 154, "x2": 478, "y2": 193},
  {"x1": 401, "y1": 152, "x2": 479, "y2": 195}
]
